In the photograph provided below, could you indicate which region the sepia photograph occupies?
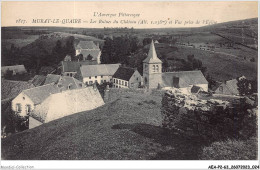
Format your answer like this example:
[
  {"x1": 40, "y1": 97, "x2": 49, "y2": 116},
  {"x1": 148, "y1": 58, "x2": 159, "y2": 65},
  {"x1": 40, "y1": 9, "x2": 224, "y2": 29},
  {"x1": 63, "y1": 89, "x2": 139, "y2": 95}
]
[{"x1": 0, "y1": 1, "x2": 259, "y2": 169}]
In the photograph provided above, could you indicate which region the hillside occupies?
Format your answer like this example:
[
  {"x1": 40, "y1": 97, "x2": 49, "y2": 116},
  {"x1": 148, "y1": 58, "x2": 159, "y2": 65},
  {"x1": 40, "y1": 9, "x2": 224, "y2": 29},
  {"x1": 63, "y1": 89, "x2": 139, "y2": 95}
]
[{"x1": 1, "y1": 90, "x2": 207, "y2": 160}]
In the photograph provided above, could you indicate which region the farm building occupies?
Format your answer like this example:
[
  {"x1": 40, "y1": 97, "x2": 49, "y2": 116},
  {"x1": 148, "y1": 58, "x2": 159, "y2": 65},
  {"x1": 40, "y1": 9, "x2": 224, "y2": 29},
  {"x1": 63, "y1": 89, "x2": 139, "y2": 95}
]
[
  {"x1": 11, "y1": 84, "x2": 60, "y2": 117},
  {"x1": 1, "y1": 65, "x2": 27, "y2": 76},
  {"x1": 75, "y1": 41, "x2": 102, "y2": 64},
  {"x1": 113, "y1": 67, "x2": 142, "y2": 88},
  {"x1": 77, "y1": 64, "x2": 121, "y2": 85},
  {"x1": 143, "y1": 40, "x2": 208, "y2": 93},
  {"x1": 29, "y1": 87, "x2": 105, "y2": 129},
  {"x1": 61, "y1": 60, "x2": 98, "y2": 77}
]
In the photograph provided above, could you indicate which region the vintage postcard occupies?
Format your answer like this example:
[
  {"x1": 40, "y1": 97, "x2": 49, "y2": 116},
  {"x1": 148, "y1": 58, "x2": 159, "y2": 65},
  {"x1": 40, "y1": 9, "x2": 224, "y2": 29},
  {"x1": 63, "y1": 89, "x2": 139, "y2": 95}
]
[{"x1": 1, "y1": 1, "x2": 259, "y2": 169}]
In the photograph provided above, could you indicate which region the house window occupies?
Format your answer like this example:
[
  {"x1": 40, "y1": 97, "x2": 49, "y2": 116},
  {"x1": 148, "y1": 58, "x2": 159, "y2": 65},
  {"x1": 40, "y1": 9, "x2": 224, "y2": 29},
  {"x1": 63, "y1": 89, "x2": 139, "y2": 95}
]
[
  {"x1": 16, "y1": 104, "x2": 21, "y2": 112},
  {"x1": 113, "y1": 79, "x2": 116, "y2": 83},
  {"x1": 26, "y1": 105, "x2": 31, "y2": 115},
  {"x1": 119, "y1": 80, "x2": 121, "y2": 85},
  {"x1": 67, "y1": 73, "x2": 70, "y2": 76},
  {"x1": 125, "y1": 82, "x2": 127, "y2": 86},
  {"x1": 104, "y1": 80, "x2": 106, "y2": 83},
  {"x1": 95, "y1": 76, "x2": 97, "y2": 78},
  {"x1": 136, "y1": 77, "x2": 138, "y2": 81},
  {"x1": 89, "y1": 76, "x2": 91, "y2": 79},
  {"x1": 101, "y1": 75, "x2": 103, "y2": 78},
  {"x1": 116, "y1": 79, "x2": 118, "y2": 84},
  {"x1": 70, "y1": 73, "x2": 73, "y2": 77}
]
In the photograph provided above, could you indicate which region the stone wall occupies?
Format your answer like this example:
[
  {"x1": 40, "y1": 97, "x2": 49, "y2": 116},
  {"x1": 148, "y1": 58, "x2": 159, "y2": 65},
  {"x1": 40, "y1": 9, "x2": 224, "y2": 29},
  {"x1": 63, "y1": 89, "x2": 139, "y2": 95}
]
[{"x1": 161, "y1": 89, "x2": 257, "y2": 140}]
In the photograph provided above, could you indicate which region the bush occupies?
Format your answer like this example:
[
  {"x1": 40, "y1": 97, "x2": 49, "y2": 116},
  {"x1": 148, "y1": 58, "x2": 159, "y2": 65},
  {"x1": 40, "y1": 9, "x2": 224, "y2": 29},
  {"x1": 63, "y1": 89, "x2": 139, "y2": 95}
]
[{"x1": 200, "y1": 137, "x2": 257, "y2": 160}]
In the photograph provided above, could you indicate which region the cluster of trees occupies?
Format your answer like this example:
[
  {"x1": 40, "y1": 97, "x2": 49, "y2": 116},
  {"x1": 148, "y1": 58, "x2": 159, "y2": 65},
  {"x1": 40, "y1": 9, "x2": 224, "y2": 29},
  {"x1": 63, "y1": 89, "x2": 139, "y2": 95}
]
[
  {"x1": 237, "y1": 77, "x2": 257, "y2": 96},
  {"x1": 183, "y1": 55, "x2": 207, "y2": 75},
  {"x1": 2, "y1": 36, "x2": 76, "y2": 73},
  {"x1": 100, "y1": 36, "x2": 139, "y2": 64}
]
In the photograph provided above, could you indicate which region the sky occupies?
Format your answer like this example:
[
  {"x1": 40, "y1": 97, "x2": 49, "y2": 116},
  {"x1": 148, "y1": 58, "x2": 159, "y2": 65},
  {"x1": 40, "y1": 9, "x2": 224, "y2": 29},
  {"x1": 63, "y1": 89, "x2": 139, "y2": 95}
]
[{"x1": 1, "y1": 1, "x2": 258, "y2": 28}]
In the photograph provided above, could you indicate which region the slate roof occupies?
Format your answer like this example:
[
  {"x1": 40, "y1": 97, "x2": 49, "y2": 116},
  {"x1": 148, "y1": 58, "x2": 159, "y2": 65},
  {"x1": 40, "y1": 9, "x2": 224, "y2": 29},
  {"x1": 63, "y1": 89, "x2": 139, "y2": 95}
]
[
  {"x1": 62, "y1": 61, "x2": 98, "y2": 73},
  {"x1": 143, "y1": 40, "x2": 162, "y2": 64},
  {"x1": 30, "y1": 75, "x2": 46, "y2": 87},
  {"x1": 80, "y1": 64, "x2": 121, "y2": 77},
  {"x1": 113, "y1": 67, "x2": 136, "y2": 81},
  {"x1": 1, "y1": 79, "x2": 34, "y2": 100},
  {"x1": 161, "y1": 71, "x2": 208, "y2": 88},
  {"x1": 22, "y1": 84, "x2": 60, "y2": 105},
  {"x1": 75, "y1": 41, "x2": 99, "y2": 50},
  {"x1": 31, "y1": 87, "x2": 104, "y2": 123}
]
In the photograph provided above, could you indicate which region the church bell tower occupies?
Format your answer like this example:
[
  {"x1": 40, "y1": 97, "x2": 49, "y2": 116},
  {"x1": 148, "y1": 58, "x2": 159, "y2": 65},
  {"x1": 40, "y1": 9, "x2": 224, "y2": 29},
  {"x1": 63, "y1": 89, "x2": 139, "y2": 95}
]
[{"x1": 142, "y1": 40, "x2": 162, "y2": 88}]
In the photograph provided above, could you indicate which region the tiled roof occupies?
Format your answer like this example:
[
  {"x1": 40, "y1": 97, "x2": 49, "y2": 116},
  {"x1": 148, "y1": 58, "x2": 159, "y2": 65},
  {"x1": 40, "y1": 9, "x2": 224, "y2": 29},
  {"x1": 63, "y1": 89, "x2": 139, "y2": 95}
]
[
  {"x1": 44, "y1": 74, "x2": 61, "y2": 85},
  {"x1": 226, "y1": 79, "x2": 239, "y2": 95},
  {"x1": 80, "y1": 64, "x2": 121, "y2": 77},
  {"x1": 75, "y1": 41, "x2": 99, "y2": 50},
  {"x1": 31, "y1": 87, "x2": 104, "y2": 123},
  {"x1": 1, "y1": 79, "x2": 34, "y2": 100},
  {"x1": 161, "y1": 71, "x2": 208, "y2": 88},
  {"x1": 30, "y1": 75, "x2": 46, "y2": 87},
  {"x1": 113, "y1": 67, "x2": 136, "y2": 81},
  {"x1": 44, "y1": 74, "x2": 83, "y2": 90},
  {"x1": 57, "y1": 76, "x2": 83, "y2": 91},
  {"x1": 62, "y1": 61, "x2": 98, "y2": 73},
  {"x1": 23, "y1": 84, "x2": 60, "y2": 105},
  {"x1": 143, "y1": 40, "x2": 162, "y2": 64}
]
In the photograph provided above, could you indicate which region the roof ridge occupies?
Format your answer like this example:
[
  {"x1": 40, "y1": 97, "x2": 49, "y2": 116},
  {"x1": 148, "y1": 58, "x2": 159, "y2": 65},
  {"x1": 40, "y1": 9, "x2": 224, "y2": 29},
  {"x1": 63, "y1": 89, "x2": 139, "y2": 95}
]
[{"x1": 22, "y1": 83, "x2": 56, "y2": 92}]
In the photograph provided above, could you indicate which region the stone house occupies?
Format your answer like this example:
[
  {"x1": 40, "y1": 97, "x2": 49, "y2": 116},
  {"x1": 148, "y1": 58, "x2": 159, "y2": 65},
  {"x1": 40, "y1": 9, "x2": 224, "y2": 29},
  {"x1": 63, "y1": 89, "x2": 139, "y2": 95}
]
[
  {"x1": 61, "y1": 60, "x2": 97, "y2": 77},
  {"x1": 11, "y1": 84, "x2": 60, "y2": 117},
  {"x1": 1, "y1": 65, "x2": 27, "y2": 76},
  {"x1": 75, "y1": 41, "x2": 101, "y2": 64},
  {"x1": 77, "y1": 64, "x2": 121, "y2": 85},
  {"x1": 112, "y1": 67, "x2": 142, "y2": 88}
]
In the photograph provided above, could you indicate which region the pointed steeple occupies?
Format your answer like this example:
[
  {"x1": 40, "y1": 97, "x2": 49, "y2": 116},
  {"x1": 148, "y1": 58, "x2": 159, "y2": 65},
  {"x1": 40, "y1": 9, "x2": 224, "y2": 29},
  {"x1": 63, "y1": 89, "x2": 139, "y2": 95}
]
[{"x1": 143, "y1": 40, "x2": 162, "y2": 63}]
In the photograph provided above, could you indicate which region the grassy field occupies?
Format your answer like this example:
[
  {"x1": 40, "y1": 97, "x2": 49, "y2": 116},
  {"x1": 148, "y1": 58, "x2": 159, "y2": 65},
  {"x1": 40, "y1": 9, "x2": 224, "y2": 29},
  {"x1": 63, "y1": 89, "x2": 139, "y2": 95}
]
[
  {"x1": 1, "y1": 90, "x2": 207, "y2": 160},
  {"x1": 168, "y1": 46, "x2": 257, "y2": 81}
]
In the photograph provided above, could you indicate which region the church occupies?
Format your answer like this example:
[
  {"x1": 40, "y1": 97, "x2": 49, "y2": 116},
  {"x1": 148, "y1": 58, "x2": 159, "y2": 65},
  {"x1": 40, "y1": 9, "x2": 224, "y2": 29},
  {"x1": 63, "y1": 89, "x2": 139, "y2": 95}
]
[{"x1": 142, "y1": 40, "x2": 208, "y2": 93}]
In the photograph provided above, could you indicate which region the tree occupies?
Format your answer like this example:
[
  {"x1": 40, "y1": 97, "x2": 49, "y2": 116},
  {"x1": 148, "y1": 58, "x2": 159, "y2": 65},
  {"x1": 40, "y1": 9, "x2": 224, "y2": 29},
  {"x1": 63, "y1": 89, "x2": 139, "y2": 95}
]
[
  {"x1": 237, "y1": 77, "x2": 252, "y2": 96},
  {"x1": 143, "y1": 38, "x2": 152, "y2": 46}
]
